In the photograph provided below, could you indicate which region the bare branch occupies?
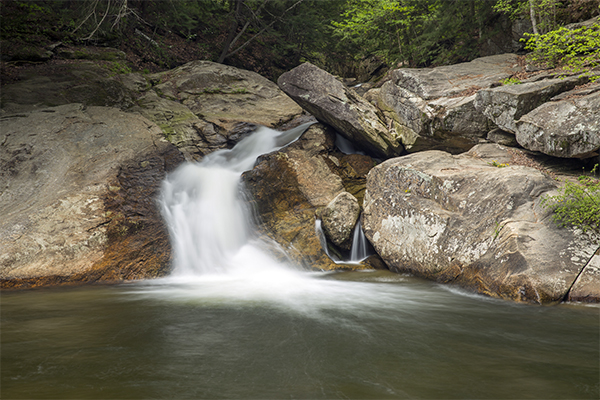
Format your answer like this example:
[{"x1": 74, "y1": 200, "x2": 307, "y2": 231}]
[{"x1": 223, "y1": 0, "x2": 304, "y2": 61}]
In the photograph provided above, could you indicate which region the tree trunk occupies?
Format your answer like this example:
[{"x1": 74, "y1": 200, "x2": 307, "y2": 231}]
[
  {"x1": 218, "y1": 0, "x2": 243, "y2": 63},
  {"x1": 529, "y1": 0, "x2": 539, "y2": 35}
]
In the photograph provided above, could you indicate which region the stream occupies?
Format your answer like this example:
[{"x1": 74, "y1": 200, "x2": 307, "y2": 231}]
[{"x1": 2, "y1": 124, "x2": 599, "y2": 399}]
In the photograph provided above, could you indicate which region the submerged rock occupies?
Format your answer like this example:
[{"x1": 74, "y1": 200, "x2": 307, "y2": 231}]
[
  {"x1": 0, "y1": 104, "x2": 183, "y2": 289},
  {"x1": 362, "y1": 143, "x2": 599, "y2": 303}
]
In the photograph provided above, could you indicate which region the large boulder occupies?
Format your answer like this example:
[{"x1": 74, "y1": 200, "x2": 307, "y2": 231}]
[
  {"x1": 370, "y1": 54, "x2": 522, "y2": 153},
  {"x1": 1, "y1": 60, "x2": 303, "y2": 160},
  {"x1": 149, "y1": 60, "x2": 302, "y2": 134},
  {"x1": 242, "y1": 124, "x2": 376, "y2": 270},
  {"x1": 391, "y1": 54, "x2": 522, "y2": 99},
  {"x1": 515, "y1": 89, "x2": 600, "y2": 158},
  {"x1": 474, "y1": 75, "x2": 590, "y2": 134},
  {"x1": 362, "y1": 143, "x2": 599, "y2": 303},
  {"x1": 277, "y1": 62, "x2": 403, "y2": 159},
  {"x1": 0, "y1": 104, "x2": 183, "y2": 289}
]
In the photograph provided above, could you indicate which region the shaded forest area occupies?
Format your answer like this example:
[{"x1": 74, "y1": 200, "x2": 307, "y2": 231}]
[{"x1": 1, "y1": 0, "x2": 599, "y2": 83}]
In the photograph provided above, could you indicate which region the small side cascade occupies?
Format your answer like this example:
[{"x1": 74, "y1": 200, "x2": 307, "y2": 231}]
[
  {"x1": 316, "y1": 218, "x2": 373, "y2": 265},
  {"x1": 349, "y1": 220, "x2": 371, "y2": 262}
]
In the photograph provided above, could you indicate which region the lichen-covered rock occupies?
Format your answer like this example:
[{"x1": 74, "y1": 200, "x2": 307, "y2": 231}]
[
  {"x1": 242, "y1": 124, "x2": 374, "y2": 271},
  {"x1": 515, "y1": 90, "x2": 600, "y2": 158},
  {"x1": 320, "y1": 191, "x2": 360, "y2": 249},
  {"x1": 277, "y1": 62, "x2": 403, "y2": 158},
  {"x1": 474, "y1": 75, "x2": 589, "y2": 133},
  {"x1": 362, "y1": 143, "x2": 599, "y2": 303},
  {"x1": 0, "y1": 104, "x2": 183, "y2": 289}
]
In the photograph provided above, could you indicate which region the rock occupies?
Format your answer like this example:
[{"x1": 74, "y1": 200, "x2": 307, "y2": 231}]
[
  {"x1": 0, "y1": 62, "x2": 136, "y2": 114},
  {"x1": 515, "y1": 90, "x2": 600, "y2": 158},
  {"x1": 568, "y1": 248, "x2": 600, "y2": 303},
  {"x1": 0, "y1": 104, "x2": 183, "y2": 289},
  {"x1": 391, "y1": 54, "x2": 522, "y2": 99},
  {"x1": 129, "y1": 60, "x2": 303, "y2": 158},
  {"x1": 487, "y1": 128, "x2": 519, "y2": 147},
  {"x1": 151, "y1": 60, "x2": 302, "y2": 133},
  {"x1": 474, "y1": 75, "x2": 589, "y2": 133},
  {"x1": 242, "y1": 124, "x2": 374, "y2": 270},
  {"x1": 371, "y1": 54, "x2": 521, "y2": 153},
  {"x1": 277, "y1": 62, "x2": 403, "y2": 159},
  {"x1": 133, "y1": 91, "x2": 218, "y2": 160},
  {"x1": 320, "y1": 192, "x2": 360, "y2": 249},
  {"x1": 362, "y1": 143, "x2": 599, "y2": 303}
]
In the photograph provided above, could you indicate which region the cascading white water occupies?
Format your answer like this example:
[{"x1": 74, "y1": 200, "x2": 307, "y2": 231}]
[
  {"x1": 316, "y1": 219, "x2": 372, "y2": 265},
  {"x1": 349, "y1": 220, "x2": 371, "y2": 262},
  {"x1": 159, "y1": 123, "x2": 313, "y2": 276}
]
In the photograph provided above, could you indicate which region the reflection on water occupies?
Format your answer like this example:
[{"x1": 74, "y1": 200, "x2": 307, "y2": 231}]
[{"x1": 2, "y1": 270, "x2": 598, "y2": 399}]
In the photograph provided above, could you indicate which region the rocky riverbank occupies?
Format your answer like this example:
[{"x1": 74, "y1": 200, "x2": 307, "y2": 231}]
[{"x1": 1, "y1": 52, "x2": 598, "y2": 303}]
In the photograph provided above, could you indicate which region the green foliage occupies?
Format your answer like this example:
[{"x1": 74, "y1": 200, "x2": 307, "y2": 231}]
[
  {"x1": 501, "y1": 77, "x2": 522, "y2": 85},
  {"x1": 331, "y1": 0, "x2": 500, "y2": 67},
  {"x1": 522, "y1": 22, "x2": 600, "y2": 74},
  {"x1": 106, "y1": 61, "x2": 132, "y2": 76},
  {"x1": 542, "y1": 165, "x2": 600, "y2": 233},
  {"x1": 494, "y1": 0, "x2": 560, "y2": 33}
]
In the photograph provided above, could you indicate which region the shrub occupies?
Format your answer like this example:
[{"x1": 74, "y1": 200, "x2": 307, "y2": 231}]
[
  {"x1": 522, "y1": 22, "x2": 600, "y2": 76},
  {"x1": 542, "y1": 165, "x2": 600, "y2": 233}
]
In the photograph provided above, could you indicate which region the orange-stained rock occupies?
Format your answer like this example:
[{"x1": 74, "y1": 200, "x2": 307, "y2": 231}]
[
  {"x1": 242, "y1": 123, "x2": 379, "y2": 271},
  {"x1": 0, "y1": 104, "x2": 183, "y2": 290}
]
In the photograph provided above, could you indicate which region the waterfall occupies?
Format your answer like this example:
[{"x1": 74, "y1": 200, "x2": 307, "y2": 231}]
[
  {"x1": 349, "y1": 220, "x2": 370, "y2": 262},
  {"x1": 316, "y1": 219, "x2": 372, "y2": 265},
  {"x1": 159, "y1": 123, "x2": 313, "y2": 276}
]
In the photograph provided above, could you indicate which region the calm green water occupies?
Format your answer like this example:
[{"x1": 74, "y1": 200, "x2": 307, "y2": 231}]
[{"x1": 2, "y1": 270, "x2": 599, "y2": 399}]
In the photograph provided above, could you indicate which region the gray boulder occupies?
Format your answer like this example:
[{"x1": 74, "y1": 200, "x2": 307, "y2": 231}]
[
  {"x1": 362, "y1": 143, "x2": 599, "y2": 303},
  {"x1": 474, "y1": 75, "x2": 589, "y2": 133},
  {"x1": 515, "y1": 90, "x2": 600, "y2": 158},
  {"x1": 150, "y1": 60, "x2": 302, "y2": 134},
  {"x1": 277, "y1": 62, "x2": 403, "y2": 159},
  {"x1": 320, "y1": 191, "x2": 360, "y2": 249},
  {"x1": 370, "y1": 54, "x2": 521, "y2": 153},
  {"x1": 391, "y1": 54, "x2": 522, "y2": 99},
  {"x1": 0, "y1": 104, "x2": 183, "y2": 289}
]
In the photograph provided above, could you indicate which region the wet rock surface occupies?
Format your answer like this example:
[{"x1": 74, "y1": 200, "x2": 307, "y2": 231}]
[
  {"x1": 320, "y1": 191, "x2": 360, "y2": 249},
  {"x1": 243, "y1": 124, "x2": 376, "y2": 271}
]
